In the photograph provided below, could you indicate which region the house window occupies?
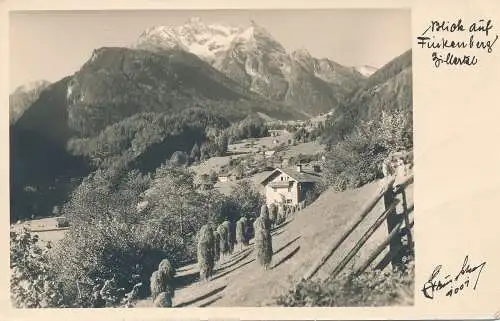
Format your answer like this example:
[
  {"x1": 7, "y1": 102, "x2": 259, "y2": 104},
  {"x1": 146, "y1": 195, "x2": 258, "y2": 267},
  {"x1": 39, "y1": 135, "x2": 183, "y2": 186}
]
[
  {"x1": 286, "y1": 199, "x2": 292, "y2": 204},
  {"x1": 288, "y1": 186, "x2": 292, "y2": 192},
  {"x1": 281, "y1": 177, "x2": 283, "y2": 181}
]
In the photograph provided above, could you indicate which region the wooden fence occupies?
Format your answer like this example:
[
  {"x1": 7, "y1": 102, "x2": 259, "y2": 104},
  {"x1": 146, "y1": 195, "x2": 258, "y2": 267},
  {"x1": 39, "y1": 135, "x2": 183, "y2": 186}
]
[{"x1": 303, "y1": 174, "x2": 414, "y2": 280}]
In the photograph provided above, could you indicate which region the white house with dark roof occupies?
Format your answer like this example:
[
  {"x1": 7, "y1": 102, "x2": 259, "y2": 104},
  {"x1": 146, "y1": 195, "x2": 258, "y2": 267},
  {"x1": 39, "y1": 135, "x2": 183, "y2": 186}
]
[{"x1": 260, "y1": 164, "x2": 322, "y2": 206}]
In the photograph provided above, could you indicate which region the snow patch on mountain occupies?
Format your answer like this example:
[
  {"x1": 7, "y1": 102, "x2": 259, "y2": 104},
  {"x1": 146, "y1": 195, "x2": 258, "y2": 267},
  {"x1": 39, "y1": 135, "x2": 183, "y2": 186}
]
[
  {"x1": 136, "y1": 17, "x2": 243, "y2": 63},
  {"x1": 135, "y1": 17, "x2": 367, "y2": 115},
  {"x1": 355, "y1": 65, "x2": 378, "y2": 77}
]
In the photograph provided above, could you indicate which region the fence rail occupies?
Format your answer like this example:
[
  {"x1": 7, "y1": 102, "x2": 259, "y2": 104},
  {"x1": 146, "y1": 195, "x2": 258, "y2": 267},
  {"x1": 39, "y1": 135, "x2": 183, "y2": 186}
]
[{"x1": 303, "y1": 174, "x2": 414, "y2": 281}]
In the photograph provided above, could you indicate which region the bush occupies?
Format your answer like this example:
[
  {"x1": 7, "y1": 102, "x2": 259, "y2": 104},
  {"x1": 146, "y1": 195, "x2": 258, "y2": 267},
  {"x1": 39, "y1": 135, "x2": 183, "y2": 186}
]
[
  {"x1": 229, "y1": 180, "x2": 266, "y2": 220},
  {"x1": 20, "y1": 156, "x2": 263, "y2": 307},
  {"x1": 10, "y1": 229, "x2": 66, "y2": 308},
  {"x1": 47, "y1": 164, "x2": 225, "y2": 306},
  {"x1": 170, "y1": 151, "x2": 188, "y2": 167},
  {"x1": 277, "y1": 261, "x2": 414, "y2": 307},
  {"x1": 323, "y1": 109, "x2": 412, "y2": 191},
  {"x1": 304, "y1": 181, "x2": 327, "y2": 205}
]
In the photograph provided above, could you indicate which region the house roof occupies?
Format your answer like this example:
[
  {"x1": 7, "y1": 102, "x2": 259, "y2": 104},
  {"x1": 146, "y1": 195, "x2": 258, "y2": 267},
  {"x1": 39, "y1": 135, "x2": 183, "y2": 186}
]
[{"x1": 260, "y1": 167, "x2": 322, "y2": 186}]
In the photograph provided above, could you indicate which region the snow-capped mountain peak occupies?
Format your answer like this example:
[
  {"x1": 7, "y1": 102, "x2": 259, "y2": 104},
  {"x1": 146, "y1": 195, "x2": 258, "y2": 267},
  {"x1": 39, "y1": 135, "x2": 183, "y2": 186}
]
[
  {"x1": 355, "y1": 65, "x2": 378, "y2": 77},
  {"x1": 136, "y1": 17, "x2": 288, "y2": 64},
  {"x1": 136, "y1": 17, "x2": 244, "y2": 63},
  {"x1": 135, "y1": 17, "x2": 367, "y2": 116}
]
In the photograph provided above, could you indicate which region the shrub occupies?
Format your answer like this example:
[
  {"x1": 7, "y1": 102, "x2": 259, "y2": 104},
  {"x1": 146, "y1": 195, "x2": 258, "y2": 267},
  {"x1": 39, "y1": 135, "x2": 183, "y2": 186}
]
[
  {"x1": 377, "y1": 109, "x2": 413, "y2": 153},
  {"x1": 170, "y1": 151, "x2": 188, "y2": 167},
  {"x1": 99, "y1": 275, "x2": 124, "y2": 306},
  {"x1": 190, "y1": 143, "x2": 201, "y2": 162},
  {"x1": 47, "y1": 165, "x2": 222, "y2": 306},
  {"x1": 323, "y1": 109, "x2": 412, "y2": 192},
  {"x1": 277, "y1": 261, "x2": 415, "y2": 307},
  {"x1": 121, "y1": 282, "x2": 143, "y2": 308},
  {"x1": 304, "y1": 181, "x2": 327, "y2": 205},
  {"x1": 10, "y1": 229, "x2": 66, "y2": 308},
  {"x1": 197, "y1": 225, "x2": 215, "y2": 281},
  {"x1": 229, "y1": 180, "x2": 266, "y2": 220}
]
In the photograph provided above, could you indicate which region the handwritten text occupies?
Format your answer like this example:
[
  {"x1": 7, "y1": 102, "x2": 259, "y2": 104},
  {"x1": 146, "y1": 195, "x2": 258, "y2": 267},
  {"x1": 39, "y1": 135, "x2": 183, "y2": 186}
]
[
  {"x1": 421, "y1": 255, "x2": 486, "y2": 300},
  {"x1": 417, "y1": 19, "x2": 498, "y2": 68}
]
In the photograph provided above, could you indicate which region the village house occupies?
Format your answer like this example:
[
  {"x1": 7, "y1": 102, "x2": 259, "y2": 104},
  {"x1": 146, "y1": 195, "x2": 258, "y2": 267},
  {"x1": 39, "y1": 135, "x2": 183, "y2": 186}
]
[
  {"x1": 260, "y1": 164, "x2": 322, "y2": 206},
  {"x1": 268, "y1": 129, "x2": 282, "y2": 137},
  {"x1": 218, "y1": 173, "x2": 233, "y2": 183},
  {"x1": 264, "y1": 150, "x2": 276, "y2": 158}
]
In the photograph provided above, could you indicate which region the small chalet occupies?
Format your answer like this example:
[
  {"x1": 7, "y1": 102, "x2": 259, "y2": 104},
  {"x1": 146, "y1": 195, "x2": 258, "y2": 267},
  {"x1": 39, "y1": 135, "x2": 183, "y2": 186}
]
[
  {"x1": 260, "y1": 164, "x2": 322, "y2": 206},
  {"x1": 268, "y1": 129, "x2": 282, "y2": 137},
  {"x1": 218, "y1": 173, "x2": 232, "y2": 183},
  {"x1": 264, "y1": 150, "x2": 276, "y2": 158}
]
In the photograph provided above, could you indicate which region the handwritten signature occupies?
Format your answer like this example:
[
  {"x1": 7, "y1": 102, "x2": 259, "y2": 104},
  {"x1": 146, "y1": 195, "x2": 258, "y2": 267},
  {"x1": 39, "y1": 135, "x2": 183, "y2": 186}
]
[{"x1": 422, "y1": 255, "x2": 486, "y2": 299}]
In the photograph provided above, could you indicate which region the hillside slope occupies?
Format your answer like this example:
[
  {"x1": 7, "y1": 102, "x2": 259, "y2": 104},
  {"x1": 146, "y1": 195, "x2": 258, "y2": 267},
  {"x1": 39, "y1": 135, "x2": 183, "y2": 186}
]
[
  {"x1": 346, "y1": 49, "x2": 412, "y2": 120},
  {"x1": 9, "y1": 80, "x2": 51, "y2": 124},
  {"x1": 322, "y1": 49, "x2": 412, "y2": 145},
  {"x1": 10, "y1": 46, "x2": 303, "y2": 222},
  {"x1": 135, "y1": 178, "x2": 413, "y2": 307}
]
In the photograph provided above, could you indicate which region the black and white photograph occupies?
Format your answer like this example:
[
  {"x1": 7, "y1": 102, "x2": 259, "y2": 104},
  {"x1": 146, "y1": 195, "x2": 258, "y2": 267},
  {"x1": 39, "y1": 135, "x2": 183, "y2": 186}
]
[{"x1": 9, "y1": 9, "x2": 414, "y2": 308}]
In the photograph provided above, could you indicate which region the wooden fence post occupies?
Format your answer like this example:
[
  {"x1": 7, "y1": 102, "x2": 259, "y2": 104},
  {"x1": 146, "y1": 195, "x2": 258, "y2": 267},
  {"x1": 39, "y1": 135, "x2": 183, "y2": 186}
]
[
  {"x1": 400, "y1": 189, "x2": 414, "y2": 253},
  {"x1": 302, "y1": 177, "x2": 395, "y2": 280},
  {"x1": 383, "y1": 184, "x2": 404, "y2": 270},
  {"x1": 354, "y1": 219, "x2": 404, "y2": 276}
]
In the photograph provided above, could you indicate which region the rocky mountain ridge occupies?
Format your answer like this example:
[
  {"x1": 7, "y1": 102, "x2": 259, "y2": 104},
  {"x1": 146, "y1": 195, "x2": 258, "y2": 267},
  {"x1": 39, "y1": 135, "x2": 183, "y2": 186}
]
[{"x1": 136, "y1": 17, "x2": 367, "y2": 116}]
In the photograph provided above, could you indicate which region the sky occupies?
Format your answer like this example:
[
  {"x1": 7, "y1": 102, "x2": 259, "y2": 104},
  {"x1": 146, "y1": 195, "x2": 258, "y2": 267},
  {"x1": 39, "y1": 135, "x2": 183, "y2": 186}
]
[{"x1": 9, "y1": 9, "x2": 411, "y2": 92}]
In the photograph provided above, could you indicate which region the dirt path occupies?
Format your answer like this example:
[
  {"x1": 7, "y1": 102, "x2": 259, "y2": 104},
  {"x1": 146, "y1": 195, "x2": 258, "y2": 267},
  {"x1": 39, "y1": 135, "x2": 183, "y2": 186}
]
[{"x1": 135, "y1": 178, "x2": 414, "y2": 307}]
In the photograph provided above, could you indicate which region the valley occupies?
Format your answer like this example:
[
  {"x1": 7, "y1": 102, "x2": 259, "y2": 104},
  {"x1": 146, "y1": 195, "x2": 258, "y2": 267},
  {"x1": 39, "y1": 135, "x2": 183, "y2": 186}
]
[{"x1": 9, "y1": 14, "x2": 413, "y2": 309}]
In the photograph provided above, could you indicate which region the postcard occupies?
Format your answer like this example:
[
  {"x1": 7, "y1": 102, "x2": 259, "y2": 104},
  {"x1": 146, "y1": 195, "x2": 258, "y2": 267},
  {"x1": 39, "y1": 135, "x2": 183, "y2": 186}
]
[{"x1": 2, "y1": 0, "x2": 500, "y2": 320}]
